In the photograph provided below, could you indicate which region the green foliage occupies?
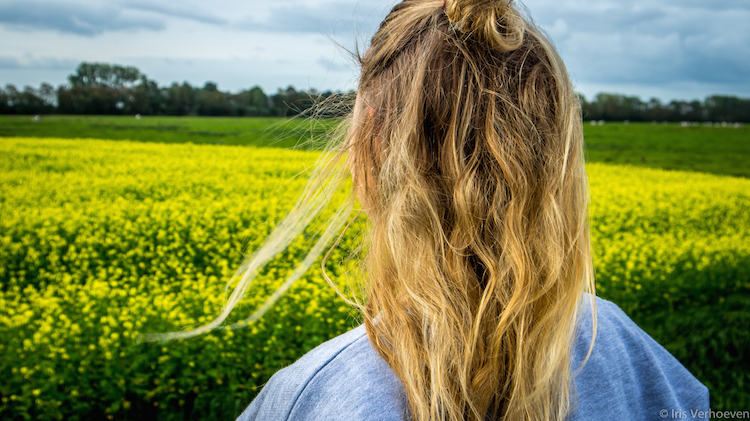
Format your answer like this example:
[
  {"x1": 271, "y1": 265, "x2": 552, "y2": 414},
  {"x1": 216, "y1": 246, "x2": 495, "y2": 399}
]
[
  {"x1": 0, "y1": 137, "x2": 364, "y2": 420},
  {"x1": 579, "y1": 92, "x2": 750, "y2": 122},
  {"x1": 587, "y1": 163, "x2": 750, "y2": 410},
  {"x1": 0, "y1": 84, "x2": 56, "y2": 115},
  {"x1": 2, "y1": 62, "x2": 354, "y2": 117},
  {"x1": 68, "y1": 63, "x2": 142, "y2": 89},
  {"x1": 2, "y1": 116, "x2": 749, "y2": 179},
  {"x1": 0, "y1": 138, "x2": 748, "y2": 419},
  {"x1": 583, "y1": 122, "x2": 750, "y2": 178},
  {"x1": 5, "y1": 60, "x2": 750, "y2": 120},
  {"x1": 0, "y1": 115, "x2": 339, "y2": 150}
]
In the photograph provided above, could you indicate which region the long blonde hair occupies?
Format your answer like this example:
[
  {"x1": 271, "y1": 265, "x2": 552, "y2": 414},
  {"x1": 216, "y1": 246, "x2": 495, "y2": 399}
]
[
  {"x1": 348, "y1": 0, "x2": 596, "y2": 420},
  {"x1": 145, "y1": 1, "x2": 596, "y2": 420}
]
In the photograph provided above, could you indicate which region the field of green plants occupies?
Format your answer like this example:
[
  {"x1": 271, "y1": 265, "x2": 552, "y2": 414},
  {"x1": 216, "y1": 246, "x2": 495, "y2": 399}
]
[
  {"x1": 1, "y1": 119, "x2": 749, "y2": 420},
  {"x1": 0, "y1": 115, "x2": 336, "y2": 150},
  {"x1": 1, "y1": 115, "x2": 749, "y2": 177}
]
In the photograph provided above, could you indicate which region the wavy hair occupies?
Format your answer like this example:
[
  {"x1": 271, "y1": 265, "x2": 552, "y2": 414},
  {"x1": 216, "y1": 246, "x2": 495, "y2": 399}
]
[
  {"x1": 145, "y1": 0, "x2": 596, "y2": 420},
  {"x1": 348, "y1": 0, "x2": 596, "y2": 420}
]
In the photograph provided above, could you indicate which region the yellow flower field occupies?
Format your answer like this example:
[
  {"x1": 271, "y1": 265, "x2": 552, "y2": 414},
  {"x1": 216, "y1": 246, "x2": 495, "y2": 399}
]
[{"x1": 1, "y1": 137, "x2": 748, "y2": 419}]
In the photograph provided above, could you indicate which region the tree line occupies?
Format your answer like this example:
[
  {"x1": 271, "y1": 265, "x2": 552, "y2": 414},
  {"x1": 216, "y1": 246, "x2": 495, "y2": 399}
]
[
  {"x1": 1, "y1": 62, "x2": 749, "y2": 122},
  {"x1": 579, "y1": 92, "x2": 750, "y2": 123},
  {"x1": 0, "y1": 62, "x2": 352, "y2": 117}
]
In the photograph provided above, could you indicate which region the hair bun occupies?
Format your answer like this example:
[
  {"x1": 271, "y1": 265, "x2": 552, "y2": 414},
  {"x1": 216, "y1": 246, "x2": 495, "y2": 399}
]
[{"x1": 444, "y1": 0, "x2": 525, "y2": 51}]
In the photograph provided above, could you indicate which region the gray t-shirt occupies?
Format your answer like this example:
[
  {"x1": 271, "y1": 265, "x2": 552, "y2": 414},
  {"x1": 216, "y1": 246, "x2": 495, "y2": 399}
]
[{"x1": 237, "y1": 296, "x2": 709, "y2": 420}]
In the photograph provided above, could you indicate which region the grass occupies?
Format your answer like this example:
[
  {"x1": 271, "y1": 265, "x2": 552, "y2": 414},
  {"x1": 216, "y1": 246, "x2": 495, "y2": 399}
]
[
  {"x1": 583, "y1": 122, "x2": 750, "y2": 178},
  {"x1": 1, "y1": 115, "x2": 749, "y2": 178},
  {"x1": 0, "y1": 115, "x2": 337, "y2": 150}
]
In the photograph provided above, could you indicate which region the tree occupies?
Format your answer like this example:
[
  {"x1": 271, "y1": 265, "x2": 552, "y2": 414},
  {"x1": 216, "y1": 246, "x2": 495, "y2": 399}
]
[
  {"x1": 38, "y1": 83, "x2": 57, "y2": 108},
  {"x1": 0, "y1": 86, "x2": 8, "y2": 114},
  {"x1": 57, "y1": 63, "x2": 165, "y2": 115},
  {"x1": 270, "y1": 86, "x2": 316, "y2": 116},
  {"x1": 197, "y1": 82, "x2": 231, "y2": 116},
  {"x1": 1, "y1": 84, "x2": 18, "y2": 113},
  {"x1": 705, "y1": 95, "x2": 750, "y2": 122},
  {"x1": 163, "y1": 82, "x2": 197, "y2": 115},
  {"x1": 15, "y1": 86, "x2": 48, "y2": 114},
  {"x1": 68, "y1": 62, "x2": 141, "y2": 89},
  {"x1": 233, "y1": 86, "x2": 269, "y2": 116},
  {"x1": 128, "y1": 76, "x2": 163, "y2": 115},
  {"x1": 203, "y1": 82, "x2": 218, "y2": 92}
]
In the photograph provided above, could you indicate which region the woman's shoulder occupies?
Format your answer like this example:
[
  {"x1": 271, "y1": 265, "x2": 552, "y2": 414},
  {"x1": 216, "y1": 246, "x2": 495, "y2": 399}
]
[
  {"x1": 237, "y1": 325, "x2": 410, "y2": 421},
  {"x1": 238, "y1": 295, "x2": 709, "y2": 421},
  {"x1": 568, "y1": 295, "x2": 710, "y2": 420}
]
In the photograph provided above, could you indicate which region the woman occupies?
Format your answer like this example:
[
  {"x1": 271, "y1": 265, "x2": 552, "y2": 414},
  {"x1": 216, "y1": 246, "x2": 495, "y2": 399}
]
[{"x1": 234, "y1": 0, "x2": 709, "y2": 419}]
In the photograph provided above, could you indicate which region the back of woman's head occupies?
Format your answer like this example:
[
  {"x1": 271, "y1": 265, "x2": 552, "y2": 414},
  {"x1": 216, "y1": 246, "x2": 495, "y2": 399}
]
[{"x1": 346, "y1": 1, "x2": 595, "y2": 420}]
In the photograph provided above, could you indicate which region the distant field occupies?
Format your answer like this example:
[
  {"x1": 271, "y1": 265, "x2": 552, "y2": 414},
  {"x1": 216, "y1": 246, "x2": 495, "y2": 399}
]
[
  {"x1": 583, "y1": 122, "x2": 750, "y2": 178},
  {"x1": 0, "y1": 115, "x2": 337, "y2": 150},
  {"x1": 1, "y1": 115, "x2": 749, "y2": 178}
]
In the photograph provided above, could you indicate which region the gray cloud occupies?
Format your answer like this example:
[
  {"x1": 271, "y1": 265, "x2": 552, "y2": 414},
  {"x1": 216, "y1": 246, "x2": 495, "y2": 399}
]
[
  {"x1": 0, "y1": 0, "x2": 166, "y2": 36},
  {"x1": 315, "y1": 55, "x2": 354, "y2": 73},
  {"x1": 0, "y1": 56, "x2": 20, "y2": 69},
  {"x1": 0, "y1": 54, "x2": 79, "y2": 71},
  {"x1": 235, "y1": 1, "x2": 380, "y2": 38},
  {"x1": 121, "y1": 1, "x2": 228, "y2": 26},
  {"x1": 0, "y1": 0, "x2": 747, "y2": 100},
  {"x1": 662, "y1": 0, "x2": 750, "y2": 11},
  {"x1": 523, "y1": 0, "x2": 750, "y2": 96},
  {"x1": 0, "y1": 0, "x2": 231, "y2": 36}
]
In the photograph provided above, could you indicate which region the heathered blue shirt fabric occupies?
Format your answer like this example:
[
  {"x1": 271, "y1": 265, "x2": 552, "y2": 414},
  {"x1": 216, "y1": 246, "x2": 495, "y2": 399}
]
[{"x1": 237, "y1": 296, "x2": 709, "y2": 421}]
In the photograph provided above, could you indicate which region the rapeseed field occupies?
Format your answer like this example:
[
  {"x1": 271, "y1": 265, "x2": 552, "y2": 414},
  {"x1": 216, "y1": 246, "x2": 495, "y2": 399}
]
[{"x1": 1, "y1": 136, "x2": 748, "y2": 420}]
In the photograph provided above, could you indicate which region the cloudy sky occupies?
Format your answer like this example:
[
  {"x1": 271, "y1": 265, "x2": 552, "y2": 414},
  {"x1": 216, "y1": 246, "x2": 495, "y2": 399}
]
[{"x1": 1, "y1": 0, "x2": 748, "y2": 101}]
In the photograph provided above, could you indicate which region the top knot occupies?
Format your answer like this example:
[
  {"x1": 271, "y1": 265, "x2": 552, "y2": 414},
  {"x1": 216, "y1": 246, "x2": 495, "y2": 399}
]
[{"x1": 444, "y1": 0, "x2": 525, "y2": 51}]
